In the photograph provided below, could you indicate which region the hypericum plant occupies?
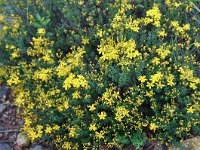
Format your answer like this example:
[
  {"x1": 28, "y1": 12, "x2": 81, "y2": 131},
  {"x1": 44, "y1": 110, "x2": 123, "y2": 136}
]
[{"x1": 1, "y1": 0, "x2": 200, "y2": 149}]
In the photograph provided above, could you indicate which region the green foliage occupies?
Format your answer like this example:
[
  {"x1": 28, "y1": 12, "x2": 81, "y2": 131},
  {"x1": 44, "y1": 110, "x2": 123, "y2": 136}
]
[
  {"x1": 0, "y1": 0, "x2": 200, "y2": 149},
  {"x1": 131, "y1": 131, "x2": 147, "y2": 150}
]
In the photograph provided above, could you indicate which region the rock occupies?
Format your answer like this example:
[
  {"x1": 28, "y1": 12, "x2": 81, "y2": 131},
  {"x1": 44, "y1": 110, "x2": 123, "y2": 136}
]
[
  {"x1": 30, "y1": 145, "x2": 46, "y2": 150},
  {"x1": 0, "y1": 124, "x2": 5, "y2": 130},
  {"x1": 12, "y1": 121, "x2": 16, "y2": 125},
  {"x1": 0, "y1": 95, "x2": 6, "y2": 103},
  {"x1": 123, "y1": 144, "x2": 134, "y2": 150},
  {"x1": 16, "y1": 133, "x2": 29, "y2": 147},
  {"x1": 0, "y1": 86, "x2": 9, "y2": 102},
  {"x1": 143, "y1": 140, "x2": 157, "y2": 150},
  {"x1": 0, "y1": 104, "x2": 6, "y2": 114},
  {"x1": 0, "y1": 143, "x2": 11, "y2": 150},
  {"x1": 99, "y1": 145, "x2": 109, "y2": 150},
  {"x1": 9, "y1": 133, "x2": 17, "y2": 141},
  {"x1": 17, "y1": 120, "x2": 24, "y2": 126},
  {"x1": 153, "y1": 142, "x2": 168, "y2": 150},
  {"x1": 172, "y1": 136, "x2": 200, "y2": 150},
  {"x1": 9, "y1": 103, "x2": 15, "y2": 108},
  {"x1": 0, "y1": 133, "x2": 3, "y2": 139},
  {"x1": 13, "y1": 145, "x2": 22, "y2": 150}
]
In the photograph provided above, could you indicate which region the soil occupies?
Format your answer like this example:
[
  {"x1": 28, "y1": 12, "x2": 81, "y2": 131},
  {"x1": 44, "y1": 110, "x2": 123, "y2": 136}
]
[{"x1": 0, "y1": 85, "x2": 52, "y2": 150}]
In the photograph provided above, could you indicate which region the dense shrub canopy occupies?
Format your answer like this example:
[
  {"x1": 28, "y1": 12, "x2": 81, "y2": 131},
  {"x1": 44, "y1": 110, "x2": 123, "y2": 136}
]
[{"x1": 0, "y1": 0, "x2": 199, "y2": 149}]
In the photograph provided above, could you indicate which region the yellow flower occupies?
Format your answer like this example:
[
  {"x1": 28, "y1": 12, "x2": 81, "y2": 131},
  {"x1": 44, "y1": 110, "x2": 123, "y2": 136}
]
[
  {"x1": 157, "y1": 81, "x2": 165, "y2": 89},
  {"x1": 72, "y1": 91, "x2": 81, "y2": 99},
  {"x1": 194, "y1": 41, "x2": 200, "y2": 48},
  {"x1": 146, "y1": 4, "x2": 161, "y2": 27},
  {"x1": 115, "y1": 106, "x2": 129, "y2": 122},
  {"x1": 88, "y1": 104, "x2": 96, "y2": 111},
  {"x1": 187, "y1": 106, "x2": 194, "y2": 113},
  {"x1": 78, "y1": 0, "x2": 84, "y2": 6},
  {"x1": 45, "y1": 126, "x2": 52, "y2": 134},
  {"x1": 24, "y1": 118, "x2": 32, "y2": 127},
  {"x1": 95, "y1": 130, "x2": 105, "y2": 139},
  {"x1": 166, "y1": 74, "x2": 175, "y2": 86},
  {"x1": 63, "y1": 73, "x2": 75, "y2": 90},
  {"x1": 53, "y1": 125, "x2": 60, "y2": 131},
  {"x1": 142, "y1": 17, "x2": 153, "y2": 25},
  {"x1": 3, "y1": 26, "x2": 8, "y2": 30},
  {"x1": 189, "y1": 83, "x2": 197, "y2": 90},
  {"x1": 138, "y1": 75, "x2": 147, "y2": 83},
  {"x1": 57, "y1": 105, "x2": 64, "y2": 111},
  {"x1": 157, "y1": 30, "x2": 167, "y2": 37},
  {"x1": 62, "y1": 142, "x2": 71, "y2": 149},
  {"x1": 7, "y1": 74, "x2": 21, "y2": 86},
  {"x1": 151, "y1": 57, "x2": 160, "y2": 65},
  {"x1": 98, "y1": 111, "x2": 107, "y2": 120},
  {"x1": 0, "y1": 14, "x2": 5, "y2": 21},
  {"x1": 36, "y1": 125, "x2": 43, "y2": 137},
  {"x1": 71, "y1": 75, "x2": 89, "y2": 89},
  {"x1": 10, "y1": 50, "x2": 20, "y2": 60},
  {"x1": 37, "y1": 28, "x2": 46, "y2": 35},
  {"x1": 63, "y1": 101, "x2": 69, "y2": 109},
  {"x1": 32, "y1": 68, "x2": 53, "y2": 82},
  {"x1": 145, "y1": 90, "x2": 154, "y2": 97},
  {"x1": 97, "y1": 29, "x2": 103, "y2": 37},
  {"x1": 149, "y1": 123, "x2": 158, "y2": 132},
  {"x1": 81, "y1": 37, "x2": 89, "y2": 45},
  {"x1": 25, "y1": 127, "x2": 38, "y2": 142},
  {"x1": 89, "y1": 124, "x2": 97, "y2": 131},
  {"x1": 183, "y1": 23, "x2": 190, "y2": 30},
  {"x1": 147, "y1": 82, "x2": 154, "y2": 89},
  {"x1": 69, "y1": 127, "x2": 76, "y2": 138},
  {"x1": 170, "y1": 21, "x2": 179, "y2": 28},
  {"x1": 150, "y1": 72, "x2": 163, "y2": 83}
]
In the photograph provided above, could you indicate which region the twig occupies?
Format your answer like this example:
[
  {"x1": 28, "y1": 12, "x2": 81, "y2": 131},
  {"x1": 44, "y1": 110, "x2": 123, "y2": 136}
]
[
  {"x1": 0, "y1": 129, "x2": 20, "y2": 133},
  {"x1": 0, "y1": 140, "x2": 12, "y2": 143}
]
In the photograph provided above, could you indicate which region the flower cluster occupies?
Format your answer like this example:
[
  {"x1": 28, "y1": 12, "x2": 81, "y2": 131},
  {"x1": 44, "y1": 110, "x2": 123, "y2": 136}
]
[{"x1": 0, "y1": 0, "x2": 199, "y2": 149}]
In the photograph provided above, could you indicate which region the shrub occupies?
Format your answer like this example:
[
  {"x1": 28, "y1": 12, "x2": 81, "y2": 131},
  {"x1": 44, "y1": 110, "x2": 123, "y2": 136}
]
[{"x1": 0, "y1": 0, "x2": 199, "y2": 149}]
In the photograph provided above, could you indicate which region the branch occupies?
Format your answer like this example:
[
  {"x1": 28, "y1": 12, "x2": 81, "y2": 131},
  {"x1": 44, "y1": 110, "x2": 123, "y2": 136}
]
[{"x1": 0, "y1": 129, "x2": 20, "y2": 133}]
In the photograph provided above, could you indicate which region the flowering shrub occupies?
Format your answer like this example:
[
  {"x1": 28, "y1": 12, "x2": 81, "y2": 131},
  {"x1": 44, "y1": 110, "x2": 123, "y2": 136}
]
[{"x1": 0, "y1": 0, "x2": 200, "y2": 149}]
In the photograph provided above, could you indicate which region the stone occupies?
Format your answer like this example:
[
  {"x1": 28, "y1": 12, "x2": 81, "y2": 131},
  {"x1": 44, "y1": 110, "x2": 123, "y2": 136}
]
[
  {"x1": 16, "y1": 133, "x2": 29, "y2": 147},
  {"x1": 99, "y1": 145, "x2": 109, "y2": 150},
  {"x1": 17, "y1": 120, "x2": 24, "y2": 126},
  {"x1": 0, "y1": 86, "x2": 9, "y2": 95},
  {"x1": 142, "y1": 140, "x2": 157, "y2": 150},
  {"x1": 172, "y1": 136, "x2": 200, "y2": 150},
  {"x1": 9, "y1": 133, "x2": 17, "y2": 141},
  {"x1": 0, "y1": 124, "x2": 5, "y2": 130},
  {"x1": 0, "y1": 104, "x2": 6, "y2": 114},
  {"x1": 0, "y1": 86, "x2": 9, "y2": 102},
  {"x1": 13, "y1": 145, "x2": 22, "y2": 150},
  {"x1": 0, "y1": 133, "x2": 3, "y2": 139},
  {"x1": 0, "y1": 143, "x2": 11, "y2": 150},
  {"x1": 30, "y1": 145, "x2": 46, "y2": 150},
  {"x1": 12, "y1": 122, "x2": 16, "y2": 125},
  {"x1": 0, "y1": 95, "x2": 6, "y2": 103},
  {"x1": 153, "y1": 142, "x2": 168, "y2": 150},
  {"x1": 9, "y1": 103, "x2": 15, "y2": 108},
  {"x1": 123, "y1": 144, "x2": 134, "y2": 150}
]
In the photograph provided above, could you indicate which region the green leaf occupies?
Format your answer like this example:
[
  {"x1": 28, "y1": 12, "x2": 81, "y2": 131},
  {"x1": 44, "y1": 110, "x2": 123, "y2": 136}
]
[
  {"x1": 118, "y1": 72, "x2": 129, "y2": 87},
  {"x1": 42, "y1": 19, "x2": 51, "y2": 26},
  {"x1": 131, "y1": 131, "x2": 147, "y2": 150},
  {"x1": 46, "y1": 32, "x2": 53, "y2": 37},
  {"x1": 32, "y1": 22, "x2": 42, "y2": 28},
  {"x1": 193, "y1": 4, "x2": 200, "y2": 13},
  {"x1": 137, "y1": 4, "x2": 144, "y2": 8},
  {"x1": 115, "y1": 136, "x2": 129, "y2": 144},
  {"x1": 36, "y1": 13, "x2": 42, "y2": 22}
]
